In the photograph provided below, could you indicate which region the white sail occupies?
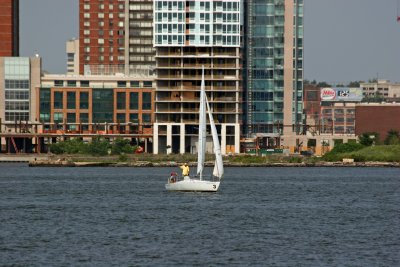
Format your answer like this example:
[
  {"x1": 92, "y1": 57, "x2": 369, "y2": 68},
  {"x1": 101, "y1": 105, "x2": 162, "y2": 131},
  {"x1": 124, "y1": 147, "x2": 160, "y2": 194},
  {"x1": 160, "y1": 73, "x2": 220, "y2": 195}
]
[
  {"x1": 205, "y1": 95, "x2": 224, "y2": 179},
  {"x1": 196, "y1": 67, "x2": 207, "y2": 179}
]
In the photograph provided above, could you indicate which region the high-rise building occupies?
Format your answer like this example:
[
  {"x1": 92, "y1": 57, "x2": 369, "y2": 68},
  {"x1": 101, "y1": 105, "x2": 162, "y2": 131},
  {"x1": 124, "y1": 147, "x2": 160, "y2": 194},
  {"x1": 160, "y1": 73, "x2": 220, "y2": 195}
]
[
  {"x1": 153, "y1": 0, "x2": 242, "y2": 154},
  {"x1": 66, "y1": 39, "x2": 80, "y2": 75},
  {"x1": 0, "y1": 0, "x2": 19, "y2": 56},
  {"x1": 79, "y1": 0, "x2": 155, "y2": 76},
  {"x1": 244, "y1": 0, "x2": 304, "y2": 138}
]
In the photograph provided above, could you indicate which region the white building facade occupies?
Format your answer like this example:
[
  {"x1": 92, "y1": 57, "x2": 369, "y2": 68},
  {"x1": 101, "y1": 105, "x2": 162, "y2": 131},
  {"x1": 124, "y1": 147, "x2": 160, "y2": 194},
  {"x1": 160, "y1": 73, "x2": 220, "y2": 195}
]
[{"x1": 153, "y1": 0, "x2": 242, "y2": 154}]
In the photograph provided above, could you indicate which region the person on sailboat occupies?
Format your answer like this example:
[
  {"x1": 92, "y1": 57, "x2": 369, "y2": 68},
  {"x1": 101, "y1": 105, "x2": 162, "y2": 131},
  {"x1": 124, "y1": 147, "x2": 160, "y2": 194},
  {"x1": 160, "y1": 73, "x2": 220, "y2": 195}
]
[{"x1": 179, "y1": 163, "x2": 190, "y2": 177}]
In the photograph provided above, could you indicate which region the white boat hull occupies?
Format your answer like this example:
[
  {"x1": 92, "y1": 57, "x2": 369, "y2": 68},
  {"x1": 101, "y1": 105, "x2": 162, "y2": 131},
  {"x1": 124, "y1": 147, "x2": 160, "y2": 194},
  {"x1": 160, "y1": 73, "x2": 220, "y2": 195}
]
[{"x1": 165, "y1": 178, "x2": 220, "y2": 192}]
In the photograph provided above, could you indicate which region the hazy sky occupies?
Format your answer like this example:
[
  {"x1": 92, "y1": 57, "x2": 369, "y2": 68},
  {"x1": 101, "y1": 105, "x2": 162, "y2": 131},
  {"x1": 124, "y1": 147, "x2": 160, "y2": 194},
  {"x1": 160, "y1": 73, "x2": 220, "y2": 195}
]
[{"x1": 20, "y1": 0, "x2": 400, "y2": 83}]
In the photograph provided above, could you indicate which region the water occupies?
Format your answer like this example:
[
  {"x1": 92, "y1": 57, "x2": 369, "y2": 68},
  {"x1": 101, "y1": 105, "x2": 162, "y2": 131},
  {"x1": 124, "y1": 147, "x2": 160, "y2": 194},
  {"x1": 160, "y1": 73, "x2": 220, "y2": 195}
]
[{"x1": 0, "y1": 164, "x2": 399, "y2": 266}]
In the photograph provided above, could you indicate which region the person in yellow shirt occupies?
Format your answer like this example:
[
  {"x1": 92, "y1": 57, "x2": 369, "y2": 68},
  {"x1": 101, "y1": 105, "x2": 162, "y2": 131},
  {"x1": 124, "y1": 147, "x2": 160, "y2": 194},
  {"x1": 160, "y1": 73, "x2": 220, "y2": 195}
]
[{"x1": 179, "y1": 163, "x2": 190, "y2": 177}]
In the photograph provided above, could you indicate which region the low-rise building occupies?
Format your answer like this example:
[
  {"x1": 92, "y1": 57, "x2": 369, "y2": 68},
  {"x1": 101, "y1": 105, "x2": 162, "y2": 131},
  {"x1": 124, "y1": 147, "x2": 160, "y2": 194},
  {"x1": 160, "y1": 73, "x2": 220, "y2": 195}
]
[
  {"x1": 360, "y1": 80, "x2": 400, "y2": 100},
  {"x1": 355, "y1": 103, "x2": 400, "y2": 142},
  {"x1": 34, "y1": 75, "x2": 155, "y2": 153},
  {"x1": 0, "y1": 56, "x2": 41, "y2": 153}
]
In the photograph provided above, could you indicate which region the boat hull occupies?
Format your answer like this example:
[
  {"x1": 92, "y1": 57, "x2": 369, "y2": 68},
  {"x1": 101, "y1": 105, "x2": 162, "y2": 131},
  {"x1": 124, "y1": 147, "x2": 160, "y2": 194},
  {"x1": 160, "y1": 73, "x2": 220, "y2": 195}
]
[{"x1": 165, "y1": 179, "x2": 220, "y2": 192}]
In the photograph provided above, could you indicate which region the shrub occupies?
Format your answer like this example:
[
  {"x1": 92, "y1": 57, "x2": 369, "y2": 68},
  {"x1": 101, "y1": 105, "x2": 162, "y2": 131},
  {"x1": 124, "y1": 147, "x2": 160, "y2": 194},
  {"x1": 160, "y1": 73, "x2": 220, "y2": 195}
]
[
  {"x1": 330, "y1": 142, "x2": 365, "y2": 154},
  {"x1": 359, "y1": 132, "x2": 379, "y2": 146},
  {"x1": 384, "y1": 130, "x2": 400, "y2": 145},
  {"x1": 118, "y1": 154, "x2": 128, "y2": 162},
  {"x1": 111, "y1": 138, "x2": 135, "y2": 155},
  {"x1": 49, "y1": 138, "x2": 87, "y2": 154},
  {"x1": 86, "y1": 137, "x2": 110, "y2": 156}
]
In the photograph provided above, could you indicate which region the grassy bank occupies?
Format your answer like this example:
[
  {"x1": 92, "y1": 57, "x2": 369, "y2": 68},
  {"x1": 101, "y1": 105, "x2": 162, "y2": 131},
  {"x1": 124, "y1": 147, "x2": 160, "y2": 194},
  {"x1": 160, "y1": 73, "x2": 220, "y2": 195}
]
[{"x1": 323, "y1": 144, "x2": 400, "y2": 162}]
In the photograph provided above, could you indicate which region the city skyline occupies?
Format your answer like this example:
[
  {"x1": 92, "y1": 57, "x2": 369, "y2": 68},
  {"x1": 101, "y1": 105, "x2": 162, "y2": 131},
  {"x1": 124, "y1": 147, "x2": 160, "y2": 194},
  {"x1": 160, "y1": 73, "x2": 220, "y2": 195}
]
[{"x1": 19, "y1": 0, "x2": 400, "y2": 83}]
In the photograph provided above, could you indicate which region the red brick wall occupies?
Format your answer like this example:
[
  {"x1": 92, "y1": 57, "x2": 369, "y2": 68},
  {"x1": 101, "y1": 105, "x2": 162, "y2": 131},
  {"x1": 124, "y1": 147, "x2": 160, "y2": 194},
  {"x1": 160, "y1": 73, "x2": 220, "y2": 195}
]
[
  {"x1": 355, "y1": 106, "x2": 400, "y2": 141},
  {"x1": 79, "y1": 0, "x2": 126, "y2": 74},
  {"x1": 0, "y1": 0, "x2": 13, "y2": 56}
]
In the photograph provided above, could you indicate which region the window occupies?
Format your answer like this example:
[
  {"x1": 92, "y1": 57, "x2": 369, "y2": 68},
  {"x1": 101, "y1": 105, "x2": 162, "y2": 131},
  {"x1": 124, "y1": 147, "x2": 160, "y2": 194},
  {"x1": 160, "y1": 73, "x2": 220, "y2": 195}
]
[
  {"x1": 117, "y1": 113, "x2": 126, "y2": 123},
  {"x1": 142, "y1": 92, "x2": 151, "y2": 110},
  {"x1": 129, "y1": 113, "x2": 138, "y2": 122},
  {"x1": 80, "y1": 92, "x2": 89, "y2": 109},
  {"x1": 54, "y1": 80, "x2": 64, "y2": 87},
  {"x1": 117, "y1": 81, "x2": 126, "y2": 87},
  {"x1": 54, "y1": 112, "x2": 63, "y2": 123},
  {"x1": 80, "y1": 81, "x2": 90, "y2": 87},
  {"x1": 142, "y1": 113, "x2": 151, "y2": 123},
  {"x1": 67, "y1": 113, "x2": 76, "y2": 123},
  {"x1": 54, "y1": 92, "x2": 63, "y2": 109},
  {"x1": 130, "y1": 81, "x2": 139, "y2": 87},
  {"x1": 143, "y1": 81, "x2": 152, "y2": 87},
  {"x1": 67, "y1": 80, "x2": 76, "y2": 87},
  {"x1": 67, "y1": 92, "x2": 76, "y2": 109},
  {"x1": 129, "y1": 92, "x2": 138, "y2": 109},
  {"x1": 117, "y1": 92, "x2": 126, "y2": 109}
]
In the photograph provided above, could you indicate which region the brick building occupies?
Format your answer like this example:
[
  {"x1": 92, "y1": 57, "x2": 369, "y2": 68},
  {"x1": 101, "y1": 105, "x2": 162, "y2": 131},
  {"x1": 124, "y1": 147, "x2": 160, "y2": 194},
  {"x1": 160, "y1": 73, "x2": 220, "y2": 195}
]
[
  {"x1": 355, "y1": 103, "x2": 400, "y2": 142},
  {"x1": 0, "y1": 0, "x2": 19, "y2": 56}
]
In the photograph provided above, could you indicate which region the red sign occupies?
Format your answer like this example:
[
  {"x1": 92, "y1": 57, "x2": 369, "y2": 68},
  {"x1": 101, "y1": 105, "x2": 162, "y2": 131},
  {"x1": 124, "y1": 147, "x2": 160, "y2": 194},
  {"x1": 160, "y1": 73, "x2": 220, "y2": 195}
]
[{"x1": 321, "y1": 88, "x2": 336, "y2": 100}]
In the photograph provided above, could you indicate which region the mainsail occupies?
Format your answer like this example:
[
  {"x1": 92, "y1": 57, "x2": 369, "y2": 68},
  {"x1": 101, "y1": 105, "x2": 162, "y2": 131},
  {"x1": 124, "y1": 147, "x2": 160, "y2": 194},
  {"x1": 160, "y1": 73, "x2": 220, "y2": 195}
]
[
  {"x1": 196, "y1": 67, "x2": 207, "y2": 179},
  {"x1": 205, "y1": 95, "x2": 224, "y2": 179}
]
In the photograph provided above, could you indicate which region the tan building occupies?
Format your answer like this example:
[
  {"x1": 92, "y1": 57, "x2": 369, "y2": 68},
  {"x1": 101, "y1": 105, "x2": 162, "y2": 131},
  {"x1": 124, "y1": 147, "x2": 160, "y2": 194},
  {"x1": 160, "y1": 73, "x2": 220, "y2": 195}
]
[
  {"x1": 66, "y1": 39, "x2": 80, "y2": 75},
  {"x1": 360, "y1": 80, "x2": 400, "y2": 100}
]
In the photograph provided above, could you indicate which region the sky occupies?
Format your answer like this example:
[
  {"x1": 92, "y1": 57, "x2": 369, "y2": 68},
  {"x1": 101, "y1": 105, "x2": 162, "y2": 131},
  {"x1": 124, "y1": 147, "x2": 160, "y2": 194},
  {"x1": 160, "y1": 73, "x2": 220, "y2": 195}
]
[{"x1": 20, "y1": 0, "x2": 400, "y2": 84}]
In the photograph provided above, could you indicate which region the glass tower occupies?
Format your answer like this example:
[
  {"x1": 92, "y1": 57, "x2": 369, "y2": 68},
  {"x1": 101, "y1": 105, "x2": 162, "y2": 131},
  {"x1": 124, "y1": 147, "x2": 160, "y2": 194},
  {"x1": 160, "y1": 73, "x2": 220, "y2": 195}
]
[{"x1": 245, "y1": 0, "x2": 303, "y2": 136}]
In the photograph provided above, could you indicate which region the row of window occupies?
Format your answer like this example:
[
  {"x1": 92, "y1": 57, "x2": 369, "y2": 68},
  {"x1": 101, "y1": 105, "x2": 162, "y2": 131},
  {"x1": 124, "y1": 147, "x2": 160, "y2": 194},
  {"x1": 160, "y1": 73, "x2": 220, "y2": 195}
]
[
  {"x1": 154, "y1": 34, "x2": 239, "y2": 46},
  {"x1": 83, "y1": 3, "x2": 124, "y2": 10},
  {"x1": 5, "y1": 112, "x2": 29, "y2": 122},
  {"x1": 52, "y1": 81, "x2": 152, "y2": 88},
  {"x1": 5, "y1": 101, "x2": 30, "y2": 111},
  {"x1": 83, "y1": 29, "x2": 124, "y2": 36},
  {"x1": 49, "y1": 92, "x2": 152, "y2": 111},
  {"x1": 5, "y1": 79, "x2": 30, "y2": 89},
  {"x1": 155, "y1": 12, "x2": 239, "y2": 23},
  {"x1": 5, "y1": 90, "x2": 30, "y2": 100},
  {"x1": 41, "y1": 112, "x2": 151, "y2": 124},
  {"x1": 155, "y1": 1, "x2": 240, "y2": 12}
]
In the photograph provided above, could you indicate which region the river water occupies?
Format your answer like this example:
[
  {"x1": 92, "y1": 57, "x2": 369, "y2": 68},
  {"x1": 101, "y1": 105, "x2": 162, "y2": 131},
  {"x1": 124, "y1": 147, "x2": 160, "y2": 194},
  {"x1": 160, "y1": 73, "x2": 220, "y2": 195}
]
[{"x1": 0, "y1": 164, "x2": 399, "y2": 266}]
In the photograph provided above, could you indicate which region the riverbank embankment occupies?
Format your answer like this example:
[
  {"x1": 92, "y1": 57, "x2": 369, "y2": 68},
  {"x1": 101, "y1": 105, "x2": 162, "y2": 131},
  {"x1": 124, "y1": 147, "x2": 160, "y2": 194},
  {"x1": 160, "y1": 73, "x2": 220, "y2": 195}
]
[{"x1": 1, "y1": 154, "x2": 399, "y2": 167}]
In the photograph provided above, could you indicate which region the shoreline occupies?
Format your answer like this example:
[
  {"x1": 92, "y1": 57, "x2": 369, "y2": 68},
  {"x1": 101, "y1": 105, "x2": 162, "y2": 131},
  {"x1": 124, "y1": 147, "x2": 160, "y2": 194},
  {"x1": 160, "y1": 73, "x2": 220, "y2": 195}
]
[
  {"x1": 0, "y1": 154, "x2": 399, "y2": 168},
  {"x1": 28, "y1": 160, "x2": 400, "y2": 168}
]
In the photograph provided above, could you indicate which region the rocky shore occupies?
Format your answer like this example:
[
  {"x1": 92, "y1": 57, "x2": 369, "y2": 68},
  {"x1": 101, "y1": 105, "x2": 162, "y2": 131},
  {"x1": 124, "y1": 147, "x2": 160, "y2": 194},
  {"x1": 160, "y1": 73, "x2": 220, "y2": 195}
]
[{"x1": 28, "y1": 159, "x2": 400, "y2": 168}]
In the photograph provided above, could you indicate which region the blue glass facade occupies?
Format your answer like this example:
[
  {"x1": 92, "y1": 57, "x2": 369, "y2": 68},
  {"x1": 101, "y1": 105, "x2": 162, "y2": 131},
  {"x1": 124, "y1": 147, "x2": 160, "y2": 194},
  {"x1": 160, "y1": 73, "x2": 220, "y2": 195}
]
[{"x1": 245, "y1": 0, "x2": 303, "y2": 135}]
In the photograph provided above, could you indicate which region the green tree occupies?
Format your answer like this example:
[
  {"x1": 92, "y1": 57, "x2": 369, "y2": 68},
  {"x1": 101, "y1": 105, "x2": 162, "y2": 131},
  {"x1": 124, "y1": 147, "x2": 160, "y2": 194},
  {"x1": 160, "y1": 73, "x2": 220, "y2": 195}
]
[
  {"x1": 87, "y1": 137, "x2": 110, "y2": 156},
  {"x1": 359, "y1": 132, "x2": 379, "y2": 146},
  {"x1": 347, "y1": 81, "x2": 363, "y2": 87},
  {"x1": 111, "y1": 138, "x2": 136, "y2": 155},
  {"x1": 384, "y1": 130, "x2": 400, "y2": 145},
  {"x1": 317, "y1": 81, "x2": 331, "y2": 87}
]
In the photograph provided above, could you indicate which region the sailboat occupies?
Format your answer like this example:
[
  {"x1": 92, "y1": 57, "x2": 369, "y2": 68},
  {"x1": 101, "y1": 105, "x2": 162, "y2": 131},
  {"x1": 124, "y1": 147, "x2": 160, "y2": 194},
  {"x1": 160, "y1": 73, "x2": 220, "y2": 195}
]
[{"x1": 165, "y1": 67, "x2": 224, "y2": 192}]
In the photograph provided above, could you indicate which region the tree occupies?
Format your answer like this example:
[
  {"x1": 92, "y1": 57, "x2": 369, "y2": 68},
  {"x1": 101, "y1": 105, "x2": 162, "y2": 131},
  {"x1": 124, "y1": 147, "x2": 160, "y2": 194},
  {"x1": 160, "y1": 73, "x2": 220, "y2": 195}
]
[
  {"x1": 347, "y1": 81, "x2": 363, "y2": 87},
  {"x1": 384, "y1": 130, "x2": 400, "y2": 145},
  {"x1": 317, "y1": 81, "x2": 331, "y2": 87},
  {"x1": 111, "y1": 138, "x2": 136, "y2": 155},
  {"x1": 359, "y1": 132, "x2": 379, "y2": 146},
  {"x1": 87, "y1": 137, "x2": 110, "y2": 156}
]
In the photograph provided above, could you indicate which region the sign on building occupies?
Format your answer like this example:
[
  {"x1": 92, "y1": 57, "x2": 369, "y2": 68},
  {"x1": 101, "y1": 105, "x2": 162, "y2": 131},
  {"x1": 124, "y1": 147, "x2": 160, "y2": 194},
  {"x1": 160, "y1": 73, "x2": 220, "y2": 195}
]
[{"x1": 321, "y1": 87, "x2": 363, "y2": 102}]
